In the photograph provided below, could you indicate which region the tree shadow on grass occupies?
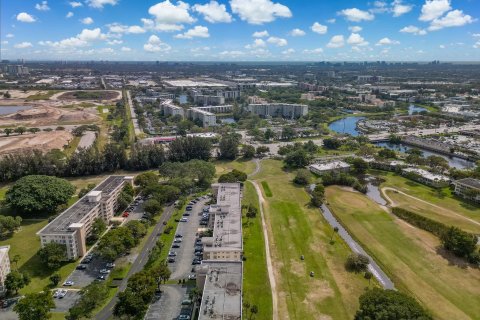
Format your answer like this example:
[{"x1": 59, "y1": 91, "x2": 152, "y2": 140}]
[{"x1": 435, "y1": 246, "x2": 479, "y2": 270}]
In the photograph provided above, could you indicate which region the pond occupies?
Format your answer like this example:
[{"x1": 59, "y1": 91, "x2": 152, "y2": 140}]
[
  {"x1": 408, "y1": 104, "x2": 427, "y2": 115},
  {"x1": 375, "y1": 141, "x2": 475, "y2": 170},
  {"x1": 220, "y1": 117, "x2": 236, "y2": 124},
  {"x1": 0, "y1": 105, "x2": 32, "y2": 115},
  {"x1": 328, "y1": 116, "x2": 364, "y2": 136}
]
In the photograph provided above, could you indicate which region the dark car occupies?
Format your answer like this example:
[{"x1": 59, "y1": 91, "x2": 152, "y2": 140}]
[
  {"x1": 183, "y1": 212, "x2": 190, "y2": 216},
  {"x1": 168, "y1": 257, "x2": 176, "y2": 263},
  {"x1": 186, "y1": 206, "x2": 193, "y2": 211},
  {"x1": 175, "y1": 234, "x2": 183, "y2": 238},
  {"x1": 172, "y1": 243, "x2": 181, "y2": 248},
  {"x1": 76, "y1": 264, "x2": 87, "y2": 270}
]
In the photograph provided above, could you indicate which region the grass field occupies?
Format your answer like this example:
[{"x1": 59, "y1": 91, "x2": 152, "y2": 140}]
[
  {"x1": 214, "y1": 159, "x2": 257, "y2": 177},
  {"x1": 241, "y1": 181, "x2": 272, "y2": 320},
  {"x1": 25, "y1": 90, "x2": 59, "y2": 100},
  {"x1": 373, "y1": 170, "x2": 480, "y2": 228},
  {"x1": 252, "y1": 160, "x2": 369, "y2": 320},
  {"x1": 326, "y1": 185, "x2": 480, "y2": 320},
  {"x1": 261, "y1": 181, "x2": 272, "y2": 197},
  {"x1": 0, "y1": 219, "x2": 77, "y2": 294}
]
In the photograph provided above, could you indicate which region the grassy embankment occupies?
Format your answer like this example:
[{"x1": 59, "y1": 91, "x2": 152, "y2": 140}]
[
  {"x1": 252, "y1": 160, "x2": 370, "y2": 320},
  {"x1": 25, "y1": 90, "x2": 59, "y2": 100},
  {"x1": 326, "y1": 185, "x2": 480, "y2": 320}
]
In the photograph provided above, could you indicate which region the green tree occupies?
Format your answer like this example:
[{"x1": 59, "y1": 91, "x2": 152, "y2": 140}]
[
  {"x1": 264, "y1": 128, "x2": 275, "y2": 141},
  {"x1": 28, "y1": 128, "x2": 41, "y2": 134},
  {"x1": 354, "y1": 289, "x2": 432, "y2": 320},
  {"x1": 364, "y1": 271, "x2": 373, "y2": 287},
  {"x1": 143, "y1": 199, "x2": 162, "y2": 216},
  {"x1": 218, "y1": 169, "x2": 248, "y2": 183},
  {"x1": 87, "y1": 218, "x2": 107, "y2": 244},
  {"x1": 13, "y1": 291, "x2": 55, "y2": 320},
  {"x1": 345, "y1": 253, "x2": 369, "y2": 273},
  {"x1": 134, "y1": 172, "x2": 158, "y2": 189},
  {"x1": 6, "y1": 175, "x2": 75, "y2": 215},
  {"x1": 5, "y1": 270, "x2": 30, "y2": 295},
  {"x1": 323, "y1": 138, "x2": 342, "y2": 150},
  {"x1": 168, "y1": 136, "x2": 212, "y2": 162},
  {"x1": 3, "y1": 91, "x2": 11, "y2": 99},
  {"x1": 249, "y1": 305, "x2": 259, "y2": 320},
  {"x1": 4, "y1": 128, "x2": 13, "y2": 136},
  {"x1": 78, "y1": 183, "x2": 96, "y2": 199},
  {"x1": 38, "y1": 242, "x2": 67, "y2": 268},
  {"x1": 378, "y1": 148, "x2": 397, "y2": 159},
  {"x1": 219, "y1": 133, "x2": 240, "y2": 160},
  {"x1": 14, "y1": 127, "x2": 27, "y2": 135},
  {"x1": 151, "y1": 262, "x2": 171, "y2": 289},
  {"x1": 49, "y1": 273, "x2": 61, "y2": 287},
  {"x1": 293, "y1": 169, "x2": 311, "y2": 185},
  {"x1": 284, "y1": 149, "x2": 310, "y2": 168},
  {"x1": 67, "y1": 282, "x2": 109, "y2": 320},
  {"x1": 242, "y1": 145, "x2": 256, "y2": 159},
  {"x1": 441, "y1": 226, "x2": 478, "y2": 260},
  {"x1": 0, "y1": 215, "x2": 22, "y2": 238},
  {"x1": 311, "y1": 184, "x2": 325, "y2": 207},
  {"x1": 281, "y1": 127, "x2": 296, "y2": 140},
  {"x1": 256, "y1": 146, "x2": 270, "y2": 157},
  {"x1": 351, "y1": 158, "x2": 369, "y2": 175},
  {"x1": 330, "y1": 226, "x2": 339, "y2": 243}
]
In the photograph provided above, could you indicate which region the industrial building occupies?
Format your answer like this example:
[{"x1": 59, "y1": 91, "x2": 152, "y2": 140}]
[
  {"x1": 37, "y1": 176, "x2": 134, "y2": 260},
  {"x1": 197, "y1": 183, "x2": 243, "y2": 320},
  {"x1": 247, "y1": 103, "x2": 308, "y2": 119},
  {"x1": 0, "y1": 245, "x2": 11, "y2": 295}
]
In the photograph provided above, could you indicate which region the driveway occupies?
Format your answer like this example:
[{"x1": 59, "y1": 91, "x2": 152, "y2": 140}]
[
  {"x1": 53, "y1": 290, "x2": 82, "y2": 312},
  {"x1": 67, "y1": 255, "x2": 109, "y2": 288},
  {"x1": 144, "y1": 285, "x2": 187, "y2": 320}
]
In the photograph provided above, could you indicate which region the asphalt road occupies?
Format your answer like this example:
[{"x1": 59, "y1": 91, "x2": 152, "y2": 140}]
[
  {"x1": 95, "y1": 205, "x2": 176, "y2": 320},
  {"x1": 144, "y1": 285, "x2": 187, "y2": 320},
  {"x1": 320, "y1": 204, "x2": 395, "y2": 290}
]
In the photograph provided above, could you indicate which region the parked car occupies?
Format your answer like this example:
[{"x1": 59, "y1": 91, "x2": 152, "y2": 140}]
[
  {"x1": 175, "y1": 234, "x2": 183, "y2": 238},
  {"x1": 188, "y1": 274, "x2": 196, "y2": 280},
  {"x1": 122, "y1": 212, "x2": 129, "y2": 218},
  {"x1": 76, "y1": 264, "x2": 87, "y2": 270},
  {"x1": 63, "y1": 281, "x2": 74, "y2": 286},
  {"x1": 186, "y1": 206, "x2": 193, "y2": 211},
  {"x1": 180, "y1": 218, "x2": 188, "y2": 222},
  {"x1": 178, "y1": 315, "x2": 190, "y2": 320},
  {"x1": 106, "y1": 263, "x2": 115, "y2": 268},
  {"x1": 168, "y1": 251, "x2": 177, "y2": 257},
  {"x1": 58, "y1": 290, "x2": 67, "y2": 299},
  {"x1": 168, "y1": 257, "x2": 176, "y2": 263},
  {"x1": 99, "y1": 269, "x2": 110, "y2": 274},
  {"x1": 172, "y1": 243, "x2": 181, "y2": 248},
  {"x1": 53, "y1": 290, "x2": 59, "y2": 298},
  {"x1": 97, "y1": 275, "x2": 107, "y2": 281},
  {"x1": 174, "y1": 238, "x2": 183, "y2": 243},
  {"x1": 183, "y1": 212, "x2": 190, "y2": 216}
]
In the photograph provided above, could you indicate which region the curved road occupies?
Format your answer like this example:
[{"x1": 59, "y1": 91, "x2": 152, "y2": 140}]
[{"x1": 320, "y1": 204, "x2": 395, "y2": 289}]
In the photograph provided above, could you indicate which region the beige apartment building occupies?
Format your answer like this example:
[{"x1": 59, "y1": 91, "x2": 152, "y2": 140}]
[
  {"x1": 0, "y1": 245, "x2": 11, "y2": 295},
  {"x1": 453, "y1": 178, "x2": 480, "y2": 203},
  {"x1": 37, "y1": 176, "x2": 133, "y2": 260}
]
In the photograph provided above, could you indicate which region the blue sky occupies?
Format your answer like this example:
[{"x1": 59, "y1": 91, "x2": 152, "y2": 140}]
[{"x1": 1, "y1": 0, "x2": 479, "y2": 61}]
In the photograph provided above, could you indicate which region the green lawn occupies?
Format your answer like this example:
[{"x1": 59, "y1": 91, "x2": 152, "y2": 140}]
[
  {"x1": 373, "y1": 170, "x2": 480, "y2": 227},
  {"x1": 25, "y1": 90, "x2": 59, "y2": 100},
  {"x1": 0, "y1": 219, "x2": 77, "y2": 294},
  {"x1": 241, "y1": 181, "x2": 272, "y2": 320},
  {"x1": 260, "y1": 181, "x2": 272, "y2": 197},
  {"x1": 214, "y1": 159, "x2": 257, "y2": 177},
  {"x1": 252, "y1": 160, "x2": 369, "y2": 320},
  {"x1": 326, "y1": 186, "x2": 480, "y2": 320}
]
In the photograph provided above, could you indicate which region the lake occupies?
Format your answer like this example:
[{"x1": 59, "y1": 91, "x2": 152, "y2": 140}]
[
  {"x1": 408, "y1": 104, "x2": 427, "y2": 115},
  {"x1": 328, "y1": 116, "x2": 364, "y2": 136},
  {"x1": 0, "y1": 105, "x2": 32, "y2": 115},
  {"x1": 375, "y1": 141, "x2": 475, "y2": 170}
]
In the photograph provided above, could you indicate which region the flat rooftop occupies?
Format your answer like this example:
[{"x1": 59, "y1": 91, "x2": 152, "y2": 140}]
[
  {"x1": 455, "y1": 178, "x2": 480, "y2": 190},
  {"x1": 205, "y1": 184, "x2": 242, "y2": 253},
  {"x1": 164, "y1": 79, "x2": 227, "y2": 88},
  {"x1": 403, "y1": 168, "x2": 450, "y2": 182},
  {"x1": 38, "y1": 176, "x2": 127, "y2": 235},
  {"x1": 309, "y1": 161, "x2": 351, "y2": 172},
  {"x1": 198, "y1": 261, "x2": 242, "y2": 320}
]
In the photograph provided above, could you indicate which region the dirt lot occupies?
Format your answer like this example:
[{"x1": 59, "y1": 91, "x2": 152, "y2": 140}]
[
  {"x1": 0, "y1": 131, "x2": 73, "y2": 155},
  {"x1": 0, "y1": 90, "x2": 51, "y2": 99},
  {"x1": 0, "y1": 106, "x2": 100, "y2": 127}
]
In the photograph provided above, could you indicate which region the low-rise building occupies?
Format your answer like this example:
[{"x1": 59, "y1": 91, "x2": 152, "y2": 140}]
[
  {"x1": 187, "y1": 108, "x2": 217, "y2": 127},
  {"x1": 308, "y1": 161, "x2": 351, "y2": 175},
  {"x1": 401, "y1": 168, "x2": 450, "y2": 188},
  {"x1": 37, "y1": 176, "x2": 134, "y2": 260},
  {"x1": 453, "y1": 178, "x2": 480, "y2": 203},
  {"x1": 0, "y1": 245, "x2": 11, "y2": 295},
  {"x1": 161, "y1": 100, "x2": 185, "y2": 118}
]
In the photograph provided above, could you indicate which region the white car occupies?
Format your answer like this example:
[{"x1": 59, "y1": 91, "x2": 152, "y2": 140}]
[
  {"x1": 53, "y1": 290, "x2": 59, "y2": 298},
  {"x1": 58, "y1": 290, "x2": 67, "y2": 299},
  {"x1": 180, "y1": 218, "x2": 188, "y2": 222},
  {"x1": 99, "y1": 269, "x2": 111, "y2": 274},
  {"x1": 63, "y1": 281, "x2": 74, "y2": 286}
]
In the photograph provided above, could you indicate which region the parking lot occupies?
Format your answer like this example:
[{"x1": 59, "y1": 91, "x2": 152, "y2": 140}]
[
  {"x1": 144, "y1": 285, "x2": 187, "y2": 320},
  {"x1": 53, "y1": 290, "x2": 82, "y2": 312},
  {"x1": 67, "y1": 254, "x2": 111, "y2": 288},
  {"x1": 169, "y1": 197, "x2": 209, "y2": 280}
]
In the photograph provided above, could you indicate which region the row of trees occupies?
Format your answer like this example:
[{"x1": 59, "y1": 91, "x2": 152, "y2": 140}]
[
  {"x1": 96, "y1": 220, "x2": 147, "y2": 261},
  {"x1": 218, "y1": 169, "x2": 248, "y2": 183}
]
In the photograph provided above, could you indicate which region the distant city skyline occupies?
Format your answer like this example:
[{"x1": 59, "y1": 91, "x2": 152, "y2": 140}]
[{"x1": 1, "y1": 0, "x2": 479, "y2": 61}]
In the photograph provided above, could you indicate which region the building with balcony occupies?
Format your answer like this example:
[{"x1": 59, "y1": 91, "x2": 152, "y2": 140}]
[
  {"x1": 453, "y1": 178, "x2": 480, "y2": 203},
  {"x1": 0, "y1": 246, "x2": 11, "y2": 295}
]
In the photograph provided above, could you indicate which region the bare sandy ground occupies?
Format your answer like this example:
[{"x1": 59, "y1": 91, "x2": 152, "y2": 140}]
[
  {"x1": 0, "y1": 131, "x2": 73, "y2": 155},
  {"x1": 0, "y1": 106, "x2": 100, "y2": 127}
]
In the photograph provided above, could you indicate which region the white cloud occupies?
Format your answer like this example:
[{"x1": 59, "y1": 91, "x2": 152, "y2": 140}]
[
  {"x1": 282, "y1": 48, "x2": 295, "y2": 55},
  {"x1": 267, "y1": 36, "x2": 287, "y2": 46},
  {"x1": 69, "y1": 1, "x2": 83, "y2": 8},
  {"x1": 6, "y1": 34, "x2": 14, "y2": 38},
  {"x1": 147, "y1": 1, "x2": 195, "y2": 32},
  {"x1": 376, "y1": 37, "x2": 400, "y2": 45},
  {"x1": 81, "y1": 17, "x2": 94, "y2": 25},
  {"x1": 338, "y1": 8, "x2": 374, "y2": 22},
  {"x1": 14, "y1": 42, "x2": 33, "y2": 49},
  {"x1": 347, "y1": 33, "x2": 368, "y2": 46},
  {"x1": 230, "y1": 0, "x2": 292, "y2": 25},
  {"x1": 349, "y1": 26, "x2": 362, "y2": 32},
  {"x1": 108, "y1": 23, "x2": 146, "y2": 34},
  {"x1": 121, "y1": 47, "x2": 132, "y2": 52},
  {"x1": 107, "y1": 39, "x2": 123, "y2": 45},
  {"x1": 86, "y1": 0, "x2": 119, "y2": 9},
  {"x1": 327, "y1": 18, "x2": 336, "y2": 24},
  {"x1": 191, "y1": 46, "x2": 210, "y2": 52},
  {"x1": 474, "y1": 41, "x2": 480, "y2": 49},
  {"x1": 144, "y1": 35, "x2": 171, "y2": 52},
  {"x1": 245, "y1": 39, "x2": 266, "y2": 49},
  {"x1": 252, "y1": 30, "x2": 269, "y2": 38},
  {"x1": 303, "y1": 48, "x2": 323, "y2": 54},
  {"x1": 219, "y1": 50, "x2": 244, "y2": 57},
  {"x1": 439, "y1": 44, "x2": 445, "y2": 48},
  {"x1": 473, "y1": 34, "x2": 480, "y2": 38},
  {"x1": 175, "y1": 25, "x2": 210, "y2": 39},
  {"x1": 193, "y1": 1, "x2": 232, "y2": 23},
  {"x1": 17, "y1": 12, "x2": 36, "y2": 23},
  {"x1": 327, "y1": 35, "x2": 345, "y2": 48},
  {"x1": 400, "y1": 25, "x2": 427, "y2": 35},
  {"x1": 66, "y1": 12, "x2": 74, "y2": 18},
  {"x1": 1, "y1": 41, "x2": 8, "y2": 45},
  {"x1": 419, "y1": 0, "x2": 451, "y2": 21},
  {"x1": 35, "y1": 1, "x2": 50, "y2": 11},
  {"x1": 311, "y1": 22, "x2": 327, "y2": 35},
  {"x1": 141, "y1": 18, "x2": 185, "y2": 32},
  {"x1": 289, "y1": 28, "x2": 305, "y2": 37},
  {"x1": 428, "y1": 10, "x2": 473, "y2": 31},
  {"x1": 39, "y1": 28, "x2": 108, "y2": 49},
  {"x1": 392, "y1": 0, "x2": 413, "y2": 17}
]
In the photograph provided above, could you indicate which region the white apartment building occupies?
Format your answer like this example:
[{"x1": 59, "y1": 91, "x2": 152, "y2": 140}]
[
  {"x1": 187, "y1": 108, "x2": 217, "y2": 127},
  {"x1": 0, "y1": 245, "x2": 11, "y2": 294},
  {"x1": 247, "y1": 103, "x2": 308, "y2": 119},
  {"x1": 37, "y1": 176, "x2": 133, "y2": 260},
  {"x1": 453, "y1": 178, "x2": 480, "y2": 203},
  {"x1": 308, "y1": 161, "x2": 351, "y2": 175},
  {"x1": 161, "y1": 100, "x2": 185, "y2": 118}
]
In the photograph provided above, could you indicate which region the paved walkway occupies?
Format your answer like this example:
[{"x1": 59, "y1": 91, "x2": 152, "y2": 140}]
[{"x1": 126, "y1": 90, "x2": 142, "y2": 136}]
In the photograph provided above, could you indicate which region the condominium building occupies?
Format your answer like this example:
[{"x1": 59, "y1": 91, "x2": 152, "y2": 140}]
[
  {"x1": 197, "y1": 183, "x2": 243, "y2": 320},
  {"x1": 0, "y1": 245, "x2": 11, "y2": 295},
  {"x1": 187, "y1": 108, "x2": 217, "y2": 127},
  {"x1": 401, "y1": 168, "x2": 450, "y2": 188},
  {"x1": 453, "y1": 178, "x2": 480, "y2": 203},
  {"x1": 308, "y1": 161, "x2": 351, "y2": 175},
  {"x1": 37, "y1": 176, "x2": 133, "y2": 260},
  {"x1": 160, "y1": 100, "x2": 185, "y2": 118},
  {"x1": 195, "y1": 105, "x2": 233, "y2": 114},
  {"x1": 193, "y1": 94, "x2": 225, "y2": 106},
  {"x1": 247, "y1": 103, "x2": 308, "y2": 119}
]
